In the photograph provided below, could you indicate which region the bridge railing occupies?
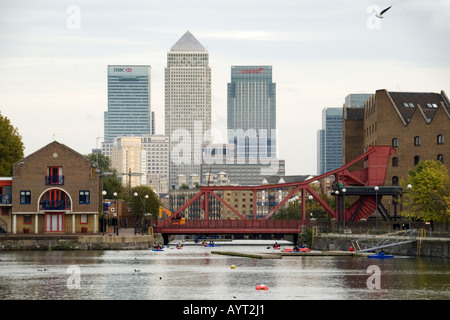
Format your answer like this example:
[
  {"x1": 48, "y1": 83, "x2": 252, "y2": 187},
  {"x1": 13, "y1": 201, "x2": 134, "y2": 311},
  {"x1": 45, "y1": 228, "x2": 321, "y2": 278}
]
[{"x1": 154, "y1": 219, "x2": 309, "y2": 231}]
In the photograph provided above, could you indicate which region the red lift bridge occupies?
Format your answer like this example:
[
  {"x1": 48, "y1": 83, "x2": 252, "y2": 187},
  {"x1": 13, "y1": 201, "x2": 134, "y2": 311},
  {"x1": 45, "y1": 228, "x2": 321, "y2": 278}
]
[{"x1": 153, "y1": 146, "x2": 400, "y2": 238}]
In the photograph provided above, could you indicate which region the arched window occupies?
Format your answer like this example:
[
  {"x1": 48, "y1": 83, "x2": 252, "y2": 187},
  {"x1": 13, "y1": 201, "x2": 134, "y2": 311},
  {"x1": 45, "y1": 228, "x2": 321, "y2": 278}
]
[
  {"x1": 392, "y1": 138, "x2": 399, "y2": 148},
  {"x1": 414, "y1": 136, "x2": 421, "y2": 146},
  {"x1": 437, "y1": 134, "x2": 444, "y2": 144},
  {"x1": 392, "y1": 157, "x2": 399, "y2": 167},
  {"x1": 414, "y1": 155, "x2": 421, "y2": 166},
  {"x1": 39, "y1": 189, "x2": 71, "y2": 210},
  {"x1": 437, "y1": 154, "x2": 444, "y2": 163}
]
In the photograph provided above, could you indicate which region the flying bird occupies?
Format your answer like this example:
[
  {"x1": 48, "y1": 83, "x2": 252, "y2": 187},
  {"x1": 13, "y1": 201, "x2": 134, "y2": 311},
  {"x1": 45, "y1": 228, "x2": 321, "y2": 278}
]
[{"x1": 376, "y1": 6, "x2": 391, "y2": 18}]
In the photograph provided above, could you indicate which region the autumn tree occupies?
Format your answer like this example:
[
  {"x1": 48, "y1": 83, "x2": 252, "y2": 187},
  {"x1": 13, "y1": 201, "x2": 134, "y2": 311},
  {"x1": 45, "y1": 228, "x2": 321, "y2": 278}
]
[
  {"x1": 0, "y1": 112, "x2": 24, "y2": 176},
  {"x1": 401, "y1": 160, "x2": 449, "y2": 226}
]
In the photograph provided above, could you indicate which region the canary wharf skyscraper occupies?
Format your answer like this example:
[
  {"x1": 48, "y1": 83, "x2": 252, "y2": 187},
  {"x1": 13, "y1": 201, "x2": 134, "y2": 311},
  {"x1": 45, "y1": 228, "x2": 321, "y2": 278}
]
[
  {"x1": 165, "y1": 31, "x2": 211, "y2": 189},
  {"x1": 104, "y1": 65, "x2": 151, "y2": 142},
  {"x1": 227, "y1": 66, "x2": 276, "y2": 159}
]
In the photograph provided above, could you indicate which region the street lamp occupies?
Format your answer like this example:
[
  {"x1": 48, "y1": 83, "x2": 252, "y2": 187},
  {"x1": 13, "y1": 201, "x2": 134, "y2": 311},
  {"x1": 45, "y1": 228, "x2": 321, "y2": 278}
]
[
  {"x1": 134, "y1": 192, "x2": 149, "y2": 234},
  {"x1": 342, "y1": 188, "x2": 346, "y2": 228},
  {"x1": 374, "y1": 186, "x2": 379, "y2": 229},
  {"x1": 308, "y1": 195, "x2": 313, "y2": 218},
  {"x1": 102, "y1": 191, "x2": 107, "y2": 235},
  {"x1": 407, "y1": 184, "x2": 412, "y2": 229}
]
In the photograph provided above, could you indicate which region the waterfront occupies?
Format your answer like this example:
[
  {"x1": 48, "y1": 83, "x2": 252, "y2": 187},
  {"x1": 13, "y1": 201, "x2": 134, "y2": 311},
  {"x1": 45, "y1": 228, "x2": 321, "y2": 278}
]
[{"x1": 0, "y1": 241, "x2": 448, "y2": 300}]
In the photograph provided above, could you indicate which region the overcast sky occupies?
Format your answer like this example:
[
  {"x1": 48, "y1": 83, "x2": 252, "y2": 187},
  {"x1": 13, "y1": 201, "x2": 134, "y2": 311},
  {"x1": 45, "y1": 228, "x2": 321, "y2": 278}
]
[{"x1": 1, "y1": 0, "x2": 449, "y2": 175}]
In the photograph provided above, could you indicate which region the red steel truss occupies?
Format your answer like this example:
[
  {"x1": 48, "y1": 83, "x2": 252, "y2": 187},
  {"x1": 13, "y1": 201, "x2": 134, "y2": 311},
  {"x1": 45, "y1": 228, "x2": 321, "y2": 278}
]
[{"x1": 165, "y1": 145, "x2": 395, "y2": 223}]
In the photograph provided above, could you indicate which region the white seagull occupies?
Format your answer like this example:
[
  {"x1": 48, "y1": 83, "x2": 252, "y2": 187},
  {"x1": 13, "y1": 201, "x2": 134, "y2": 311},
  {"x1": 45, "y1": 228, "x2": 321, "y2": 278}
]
[{"x1": 376, "y1": 6, "x2": 392, "y2": 18}]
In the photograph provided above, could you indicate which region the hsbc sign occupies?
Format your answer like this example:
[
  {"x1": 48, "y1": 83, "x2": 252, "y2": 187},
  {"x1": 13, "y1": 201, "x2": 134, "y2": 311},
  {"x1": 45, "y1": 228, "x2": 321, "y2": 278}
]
[{"x1": 113, "y1": 67, "x2": 133, "y2": 72}]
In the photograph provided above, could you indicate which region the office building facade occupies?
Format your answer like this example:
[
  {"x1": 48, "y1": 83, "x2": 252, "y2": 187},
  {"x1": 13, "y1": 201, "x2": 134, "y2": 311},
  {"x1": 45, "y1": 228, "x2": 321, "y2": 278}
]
[
  {"x1": 165, "y1": 31, "x2": 211, "y2": 189},
  {"x1": 104, "y1": 65, "x2": 152, "y2": 142},
  {"x1": 317, "y1": 107, "x2": 343, "y2": 175},
  {"x1": 227, "y1": 66, "x2": 276, "y2": 159}
]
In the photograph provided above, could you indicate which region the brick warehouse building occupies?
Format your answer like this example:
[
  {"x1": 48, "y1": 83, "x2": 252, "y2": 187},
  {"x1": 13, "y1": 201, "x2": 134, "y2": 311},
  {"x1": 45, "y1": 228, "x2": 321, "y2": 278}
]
[
  {"x1": 343, "y1": 89, "x2": 449, "y2": 216},
  {"x1": 10, "y1": 141, "x2": 102, "y2": 234}
]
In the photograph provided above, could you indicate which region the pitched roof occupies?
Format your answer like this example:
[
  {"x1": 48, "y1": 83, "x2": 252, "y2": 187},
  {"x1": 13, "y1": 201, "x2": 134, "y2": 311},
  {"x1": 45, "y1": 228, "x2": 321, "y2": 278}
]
[
  {"x1": 170, "y1": 31, "x2": 206, "y2": 52},
  {"x1": 387, "y1": 91, "x2": 450, "y2": 125}
]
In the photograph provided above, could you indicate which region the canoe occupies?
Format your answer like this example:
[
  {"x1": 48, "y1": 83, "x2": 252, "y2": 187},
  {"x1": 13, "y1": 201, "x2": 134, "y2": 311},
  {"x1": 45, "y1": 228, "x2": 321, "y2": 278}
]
[
  {"x1": 281, "y1": 248, "x2": 311, "y2": 253},
  {"x1": 368, "y1": 254, "x2": 394, "y2": 259}
]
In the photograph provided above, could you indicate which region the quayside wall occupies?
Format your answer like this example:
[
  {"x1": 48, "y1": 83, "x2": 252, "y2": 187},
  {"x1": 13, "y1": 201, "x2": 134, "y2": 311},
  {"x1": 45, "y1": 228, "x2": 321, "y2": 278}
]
[
  {"x1": 312, "y1": 234, "x2": 449, "y2": 258},
  {"x1": 0, "y1": 234, "x2": 162, "y2": 251}
]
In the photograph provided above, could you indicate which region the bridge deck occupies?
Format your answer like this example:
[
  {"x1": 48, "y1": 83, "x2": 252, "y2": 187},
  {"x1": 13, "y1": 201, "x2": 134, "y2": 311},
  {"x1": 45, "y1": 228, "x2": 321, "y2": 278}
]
[{"x1": 154, "y1": 219, "x2": 307, "y2": 235}]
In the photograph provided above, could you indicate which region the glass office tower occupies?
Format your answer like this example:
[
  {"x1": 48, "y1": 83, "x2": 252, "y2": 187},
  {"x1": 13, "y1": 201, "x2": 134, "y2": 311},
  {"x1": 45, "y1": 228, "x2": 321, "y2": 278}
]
[
  {"x1": 165, "y1": 31, "x2": 211, "y2": 189},
  {"x1": 227, "y1": 66, "x2": 276, "y2": 159},
  {"x1": 317, "y1": 107, "x2": 343, "y2": 175},
  {"x1": 104, "y1": 65, "x2": 151, "y2": 142}
]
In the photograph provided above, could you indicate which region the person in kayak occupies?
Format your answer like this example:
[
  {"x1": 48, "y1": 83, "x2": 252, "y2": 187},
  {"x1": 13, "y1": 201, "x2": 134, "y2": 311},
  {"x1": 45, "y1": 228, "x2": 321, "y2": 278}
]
[{"x1": 273, "y1": 242, "x2": 280, "y2": 249}]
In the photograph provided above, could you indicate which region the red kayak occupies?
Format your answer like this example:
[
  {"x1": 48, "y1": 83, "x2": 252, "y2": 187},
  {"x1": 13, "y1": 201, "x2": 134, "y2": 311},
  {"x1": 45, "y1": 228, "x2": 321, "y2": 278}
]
[{"x1": 282, "y1": 248, "x2": 311, "y2": 253}]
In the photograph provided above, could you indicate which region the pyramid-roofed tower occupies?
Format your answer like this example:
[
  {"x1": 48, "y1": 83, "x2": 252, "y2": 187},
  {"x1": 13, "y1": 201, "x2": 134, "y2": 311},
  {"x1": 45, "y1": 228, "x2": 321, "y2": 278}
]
[{"x1": 170, "y1": 30, "x2": 207, "y2": 52}]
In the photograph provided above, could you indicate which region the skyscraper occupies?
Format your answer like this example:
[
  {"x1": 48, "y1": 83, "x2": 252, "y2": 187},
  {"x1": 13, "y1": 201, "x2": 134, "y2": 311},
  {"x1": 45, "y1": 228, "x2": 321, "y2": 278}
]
[
  {"x1": 104, "y1": 65, "x2": 151, "y2": 142},
  {"x1": 227, "y1": 66, "x2": 276, "y2": 159},
  {"x1": 165, "y1": 31, "x2": 211, "y2": 189},
  {"x1": 317, "y1": 107, "x2": 343, "y2": 175}
]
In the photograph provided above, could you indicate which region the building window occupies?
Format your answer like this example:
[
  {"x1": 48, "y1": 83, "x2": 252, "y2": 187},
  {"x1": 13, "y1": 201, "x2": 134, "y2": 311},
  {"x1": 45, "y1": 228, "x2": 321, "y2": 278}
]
[
  {"x1": 414, "y1": 156, "x2": 420, "y2": 166},
  {"x1": 437, "y1": 154, "x2": 444, "y2": 163},
  {"x1": 24, "y1": 215, "x2": 32, "y2": 224},
  {"x1": 392, "y1": 176, "x2": 399, "y2": 186},
  {"x1": 20, "y1": 191, "x2": 31, "y2": 204},
  {"x1": 392, "y1": 138, "x2": 399, "y2": 148},
  {"x1": 392, "y1": 157, "x2": 399, "y2": 167},
  {"x1": 414, "y1": 136, "x2": 421, "y2": 146},
  {"x1": 79, "y1": 191, "x2": 90, "y2": 204},
  {"x1": 46, "y1": 166, "x2": 64, "y2": 185},
  {"x1": 437, "y1": 134, "x2": 444, "y2": 144},
  {"x1": 80, "y1": 214, "x2": 88, "y2": 224}
]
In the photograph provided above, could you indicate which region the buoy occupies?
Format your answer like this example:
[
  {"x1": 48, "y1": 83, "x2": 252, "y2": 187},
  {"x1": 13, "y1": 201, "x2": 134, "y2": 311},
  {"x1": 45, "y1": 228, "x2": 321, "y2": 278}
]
[
  {"x1": 231, "y1": 265, "x2": 235, "y2": 269},
  {"x1": 256, "y1": 284, "x2": 268, "y2": 290}
]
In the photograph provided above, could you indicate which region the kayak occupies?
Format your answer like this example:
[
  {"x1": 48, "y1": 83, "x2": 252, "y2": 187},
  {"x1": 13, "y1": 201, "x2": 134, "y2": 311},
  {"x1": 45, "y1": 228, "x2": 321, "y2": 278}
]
[
  {"x1": 152, "y1": 248, "x2": 164, "y2": 252},
  {"x1": 282, "y1": 248, "x2": 311, "y2": 253},
  {"x1": 368, "y1": 254, "x2": 394, "y2": 259},
  {"x1": 176, "y1": 246, "x2": 183, "y2": 249},
  {"x1": 202, "y1": 244, "x2": 220, "y2": 247}
]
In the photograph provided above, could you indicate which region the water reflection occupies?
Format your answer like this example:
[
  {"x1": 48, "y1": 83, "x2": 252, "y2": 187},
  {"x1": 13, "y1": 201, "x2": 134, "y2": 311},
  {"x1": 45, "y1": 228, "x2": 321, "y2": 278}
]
[{"x1": 0, "y1": 244, "x2": 448, "y2": 300}]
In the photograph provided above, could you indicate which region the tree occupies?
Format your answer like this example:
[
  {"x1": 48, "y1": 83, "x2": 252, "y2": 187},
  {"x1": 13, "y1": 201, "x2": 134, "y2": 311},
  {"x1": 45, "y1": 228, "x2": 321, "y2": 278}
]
[
  {"x1": 130, "y1": 185, "x2": 160, "y2": 220},
  {"x1": 401, "y1": 160, "x2": 450, "y2": 225},
  {"x1": 85, "y1": 153, "x2": 116, "y2": 177},
  {"x1": 0, "y1": 112, "x2": 24, "y2": 176}
]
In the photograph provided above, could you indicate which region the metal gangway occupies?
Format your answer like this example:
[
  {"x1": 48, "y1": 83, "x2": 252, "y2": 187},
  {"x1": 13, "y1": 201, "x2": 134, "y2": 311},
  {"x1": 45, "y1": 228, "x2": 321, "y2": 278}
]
[{"x1": 352, "y1": 229, "x2": 419, "y2": 253}]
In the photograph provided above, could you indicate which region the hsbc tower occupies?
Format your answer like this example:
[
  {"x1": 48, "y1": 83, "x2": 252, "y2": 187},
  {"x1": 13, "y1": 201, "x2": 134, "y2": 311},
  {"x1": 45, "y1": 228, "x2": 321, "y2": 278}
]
[{"x1": 104, "y1": 65, "x2": 152, "y2": 143}]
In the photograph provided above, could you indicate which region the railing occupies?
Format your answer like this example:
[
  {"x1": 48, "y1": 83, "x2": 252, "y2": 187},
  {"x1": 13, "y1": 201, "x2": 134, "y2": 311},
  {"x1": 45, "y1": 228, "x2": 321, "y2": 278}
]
[
  {"x1": 0, "y1": 194, "x2": 12, "y2": 204},
  {"x1": 40, "y1": 200, "x2": 69, "y2": 210},
  {"x1": 45, "y1": 176, "x2": 64, "y2": 185},
  {"x1": 155, "y1": 219, "x2": 309, "y2": 232},
  {"x1": 0, "y1": 216, "x2": 7, "y2": 233}
]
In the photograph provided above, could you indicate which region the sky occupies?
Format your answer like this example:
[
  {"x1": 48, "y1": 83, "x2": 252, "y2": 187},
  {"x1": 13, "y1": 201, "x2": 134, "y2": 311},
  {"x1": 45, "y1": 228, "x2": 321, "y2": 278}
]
[{"x1": 1, "y1": 0, "x2": 449, "y2": 175}]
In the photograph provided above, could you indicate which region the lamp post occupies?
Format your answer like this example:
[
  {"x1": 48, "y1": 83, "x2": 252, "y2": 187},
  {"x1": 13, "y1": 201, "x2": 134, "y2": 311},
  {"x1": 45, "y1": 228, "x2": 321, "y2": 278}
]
[
  {"x1": 102, "y1": 190, "x2": 107, "y2": 236},
  {"x1": 407, "y1": 184, "x2": 412, "y2": 229},
  {"x1": 134, "y1": 192, "x2": 149, "y2": 234},
  {"x1": 374, "y1": 186, "x2": 379, "y2": 229},
  {"x1": 342, "y1": 188, "x2": 346, "y2": 228},
  {"x1": 334, "y1": 190, "x2": 339, "y2": 231},
  {"x1": 113, "y1": 192, "x2": 118, "y2": 235},
  {"x1": 308, "y1": 195, "x2": 313, "y2": 218}
]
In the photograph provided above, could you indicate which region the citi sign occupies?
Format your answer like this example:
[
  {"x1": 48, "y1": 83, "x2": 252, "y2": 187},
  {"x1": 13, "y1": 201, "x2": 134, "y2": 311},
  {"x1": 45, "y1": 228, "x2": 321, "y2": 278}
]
[
  {"x1": 241, "y1": 68, "x2": 264, "y2": 74},
  {"x1": 113, "y1": 67, "x2": 132, "y2": 72}
]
